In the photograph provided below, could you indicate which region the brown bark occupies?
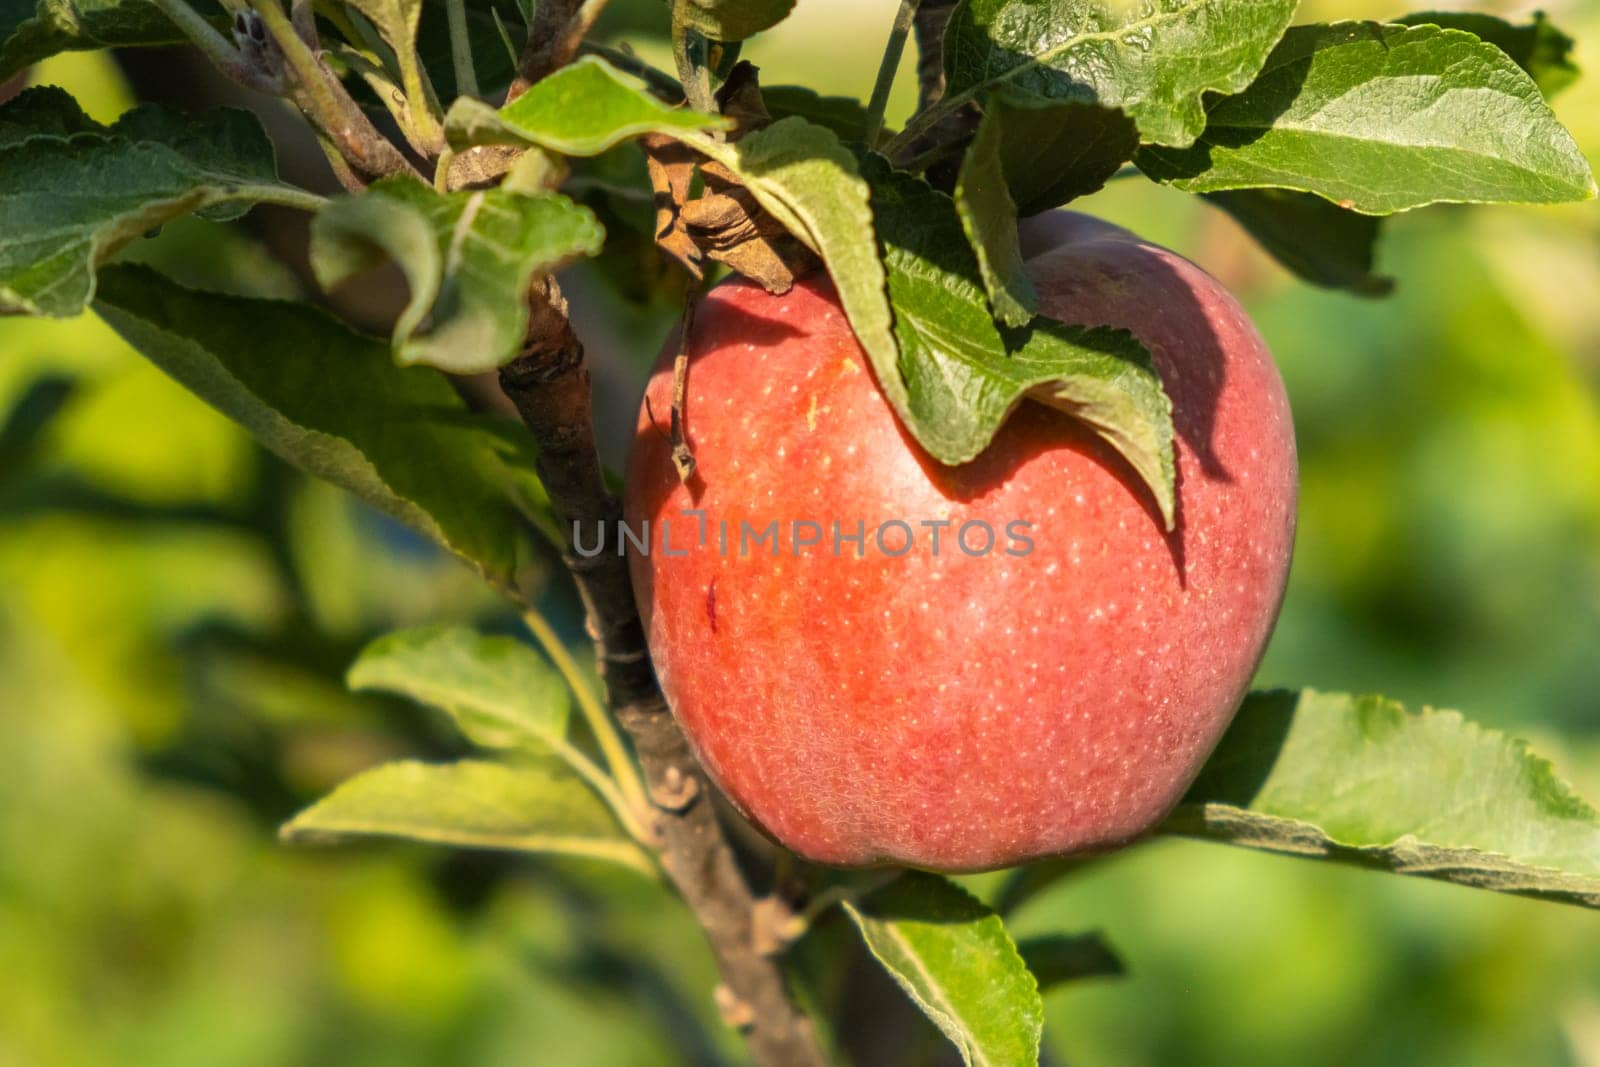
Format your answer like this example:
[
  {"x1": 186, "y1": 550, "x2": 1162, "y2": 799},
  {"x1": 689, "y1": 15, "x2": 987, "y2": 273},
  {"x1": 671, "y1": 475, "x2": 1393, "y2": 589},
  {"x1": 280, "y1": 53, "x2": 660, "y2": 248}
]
[
  {"x1": 498, "y1": 281, "x2": 829, "y2": 1067},
  {"x1": 913, "y1": 0, "x2": 956, "y2": 111},
  {"x1": 902, "y1": 0, "x2": 978, "y2": 183},
  {"x1": 508, "y1": 0, "x2": 600, "y2": 101}
]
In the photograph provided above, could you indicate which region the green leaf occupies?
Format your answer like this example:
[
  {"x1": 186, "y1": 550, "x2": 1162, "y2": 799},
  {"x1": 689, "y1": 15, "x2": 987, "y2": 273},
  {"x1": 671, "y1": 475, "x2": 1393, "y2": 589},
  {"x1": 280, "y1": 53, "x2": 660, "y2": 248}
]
[
  {"x1": 939, "y1": 0, "x2": 1299, "y2": 147},
  {"x1": 310, "y1": 177, "x2": 603, "y2": 373},
  {"x1": 988, "y1": 97, "x2": 1138, "y2": 216},
  {"x1": 343, "y1": 0, "x2": 422, "y2": 79},
  {"x1": 684, "y1": 117, "x2": 898, "y2": 430},
  {"x1": 759, "y1": 86, "x2": 871, "y2": 141},
  {"x1": 415, "y1": 1, "x2": 516, "y2": 101},
  {"x1": 863, "y1": 156, "x2": 1176, "y2": 527},
  {"x1": 954, "y1": 107, "x2": 1036, "y2": 328},
  {"x1": 281, "y1": 758, "x2": 654, "y2": 873},
  {"x1": 0, "y1": 87, "x2": 321, "y2": 317},
  {"x1": 673, "y1": 0, "x2": 793, "y2": 42},
  {"x1": 90, "y1": 264, "x2": 551, "y2": 594},
  {"x1": 1205, "y1": 189, "x2": 1392, "y2": 296},
  {"x1": 348, "y1": 625, "x2": 569, "y2": 752},
  {"x1": 0, "y1": 0, "x2": 188, "y2": 84},
  {"x1": 1397, "y1": 10, "x2": 1578, "y2": 98},
  {"x1": 1016, "y1": 933, "x2": 1125, "y2": 990},
  {"x1": 683, "y1": 121, "x2": 1170, "y2": 519},
  {"x1": 1136, "y1": 22, "x2": 1598, "y2": 214},
  {"x1": 444, "y1": 54, "x2": 729, "y2": 156},
  {"x1": 341, "y1": 0, "x2": 441, "y2": 146},
  {"x1": 843, "y1": 872, "x2": 1043, "y2": 1067},
  {"x1": 1166, "y1": 690, "x2": 1600, "y2": 908}
]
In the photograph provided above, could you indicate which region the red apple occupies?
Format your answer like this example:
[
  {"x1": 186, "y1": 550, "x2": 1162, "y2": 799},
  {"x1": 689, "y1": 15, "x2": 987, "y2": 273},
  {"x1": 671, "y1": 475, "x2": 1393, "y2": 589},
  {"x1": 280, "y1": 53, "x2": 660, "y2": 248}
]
[{"x1": 623, "y1": 212, "x2": 1297, "y2": 871}]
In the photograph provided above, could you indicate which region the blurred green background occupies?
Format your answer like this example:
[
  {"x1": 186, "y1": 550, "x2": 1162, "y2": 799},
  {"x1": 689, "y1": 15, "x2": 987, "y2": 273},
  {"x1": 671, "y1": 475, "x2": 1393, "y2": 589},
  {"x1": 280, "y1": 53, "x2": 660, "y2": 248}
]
[{"x1": 3, "y1": 0, "x2": 1599, "y2": 1063}]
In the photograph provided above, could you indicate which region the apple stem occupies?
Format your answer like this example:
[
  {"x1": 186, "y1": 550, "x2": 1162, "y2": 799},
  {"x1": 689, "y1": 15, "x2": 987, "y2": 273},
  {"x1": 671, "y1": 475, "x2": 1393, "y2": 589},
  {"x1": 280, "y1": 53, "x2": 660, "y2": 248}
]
[{"x1": 498, "y1": 278, "x2": 830, "y2": 1067}]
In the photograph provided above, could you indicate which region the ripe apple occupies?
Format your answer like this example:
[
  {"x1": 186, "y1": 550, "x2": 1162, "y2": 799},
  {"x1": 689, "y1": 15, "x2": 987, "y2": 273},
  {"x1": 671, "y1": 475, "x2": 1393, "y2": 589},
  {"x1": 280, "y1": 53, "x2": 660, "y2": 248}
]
[{"x1": 623, "y1": 212, "x2": 1297, "y2": 871}]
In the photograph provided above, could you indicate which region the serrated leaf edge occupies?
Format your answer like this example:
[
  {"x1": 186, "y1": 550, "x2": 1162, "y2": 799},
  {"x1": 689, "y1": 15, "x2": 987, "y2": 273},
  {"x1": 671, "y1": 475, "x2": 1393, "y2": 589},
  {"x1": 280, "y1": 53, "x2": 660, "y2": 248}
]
[{"x1": 844, "y1": 876, "x2": 1044, "y2": 1067}]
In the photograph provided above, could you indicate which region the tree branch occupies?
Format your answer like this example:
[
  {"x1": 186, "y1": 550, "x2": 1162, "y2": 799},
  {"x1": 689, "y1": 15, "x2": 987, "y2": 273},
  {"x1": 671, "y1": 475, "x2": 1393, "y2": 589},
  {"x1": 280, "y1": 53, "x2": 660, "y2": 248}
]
[
  {"x1": 912, "y1": 0, "x2": 955, "y2": 111},
  {"x1": 497, "y1": 281, "x2": 828, "y2": 1067},
  {"x1": 896, "y1": 0, "x2": 976, "y2": 179},
  {"x1": 507, "y1": 0, "x2": 608, "y2": 100}
]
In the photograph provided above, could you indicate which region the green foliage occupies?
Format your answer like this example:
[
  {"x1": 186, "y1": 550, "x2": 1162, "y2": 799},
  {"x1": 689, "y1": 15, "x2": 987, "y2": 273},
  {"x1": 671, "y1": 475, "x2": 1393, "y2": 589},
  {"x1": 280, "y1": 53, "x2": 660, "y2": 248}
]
[
  {"x1": 844, "y1": 872, "x2": 1043, "y2": 1067},
  {"x1": 678, "y1": 114, "x2": 1150, "y2": 528},
  {"x1": 759, "y1": 85, "x2": 872, "y2": 140},
  {"x1": 2, "y1": 1, "x2": 1598, "y2": 1062},
  {"x1": 310, "y1": 177, "x2": 603, "y2": 373},
  {"x1": 1167, "y1": 690, "x2": 1600, "y2": 907},
  {"x1": 348, "y1": 624, "x2": 572, "y2": 751},
  {"x1": 340, "y1": 0, "x2": 444, "y2": 147},
  {"x1": 445, "y1": 54, "x2": 729, "y2": 156},
  {"x1": 1397, "y1": 10, "x2": 1579, "y2": 97},
  {"x1": 0, "y1": 87, "x2": 320, "y2": 317},
  {"x1": 282, "y1": 758, "x2": 655, "y2": 873},
  {"x1": 0, "y1": 0, "x2": 187, "y2": 83},
  {"x1": 1137, "y1": 22, "x2": 1597, "y2": 213},
  {"x1": 938, "y1": 0, "x2": 1300, "y2": 147},
  {"x1": 1204, "y1": 189, "x2": 1391, "y2": 295},
  {"x1": 954, "y1": 107, "x2": 1036, "y2": 328},
  {"x1": 671, "y1": 0, "x2": 794, "y2": 44},
  {"x1": 682, "y1": 116, "x2": 898, "y2": 422},
  {"x1": 89, "y1": 265, "x2": 552, "y2": 593},
  {"x1": 283, "y1": 618, "x2": 655, "y2": 889},
  {"x1": 985, "y1": 98, "x2": 1139, "y2": 216},
  {"x1": 863, "y1": 155, "x2": 1176, "y2": 527}
]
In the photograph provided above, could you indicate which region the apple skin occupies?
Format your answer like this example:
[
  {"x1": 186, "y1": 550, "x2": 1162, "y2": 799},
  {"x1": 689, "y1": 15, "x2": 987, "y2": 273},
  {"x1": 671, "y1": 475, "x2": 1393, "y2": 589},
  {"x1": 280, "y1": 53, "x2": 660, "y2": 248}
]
[{"x1": 623, "y1": 212, "x2": 1296, "y2": 871}]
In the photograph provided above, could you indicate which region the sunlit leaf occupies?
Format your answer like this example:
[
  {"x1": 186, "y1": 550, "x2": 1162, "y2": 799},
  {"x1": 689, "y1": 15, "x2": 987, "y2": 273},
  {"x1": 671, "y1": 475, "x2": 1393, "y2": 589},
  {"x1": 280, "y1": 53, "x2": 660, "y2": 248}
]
[
  {"x1": 0, "y1": 87, "x2": 320, "y2": 317},
  {"x1": 340, "y1": 0, "x2": 448, "y2": 149},
  {"x1": 1397, "y1": 10, "x2": 1578, "y2": 97},
  {"x1": 90, "y1": 265, "x2": 551, "y2": 595},
  {"x1": 310, "y1": 177, "x2": 603, "y2": 373},
  {"x1": 348, "y1": 625, "x2": 569, "y2": 751},
  {"x1": 1137, "y1": 23, "x2": 1597, "y2": 213},
  {"x1": 1167, "y1": 690, "x2": 1600, "y2": 908},
  {"x1": 844, "y1": 872, "x2": 1042, "y2": 1067},
  {"x1": 444, "y1": 54, "x2": 728, "y2": 157},
  {"x1": 864, "y1": 156, "x2": 1175, "y2": 526},
  {"x1": 939, "y1": 0, "x2": 1299, "y2": 147},
  {"x1": 282, "y1": 758, "x2": 654, "y2": 873},
  {"x1": 954, "y1": 106, "x2": 1036, "y2": 328}
]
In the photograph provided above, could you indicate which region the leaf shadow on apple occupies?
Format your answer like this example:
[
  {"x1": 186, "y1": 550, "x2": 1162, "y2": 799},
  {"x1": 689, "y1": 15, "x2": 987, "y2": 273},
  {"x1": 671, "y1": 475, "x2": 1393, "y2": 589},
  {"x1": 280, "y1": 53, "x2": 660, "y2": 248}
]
[
  {"x1": 1177, "y1": 689, "x2": 1299, "y2": 807},
  {"x1": 1017, "y1": 210, "x2": 1235, "y2": 485},
  {"x1": 903, "y1": 399, "x2": 1190, "y2": 581},
  {"x1": 637, "y1": 228, "x2": 1241, "y2": 596}
]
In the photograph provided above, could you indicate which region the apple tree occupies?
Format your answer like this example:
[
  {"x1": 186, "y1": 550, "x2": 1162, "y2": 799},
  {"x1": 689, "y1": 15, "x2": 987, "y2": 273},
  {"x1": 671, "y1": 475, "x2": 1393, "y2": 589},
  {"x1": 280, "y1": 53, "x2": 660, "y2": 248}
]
[{"x1": 0, "y1": 0, "x2": 1595, "y2": 1062}]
